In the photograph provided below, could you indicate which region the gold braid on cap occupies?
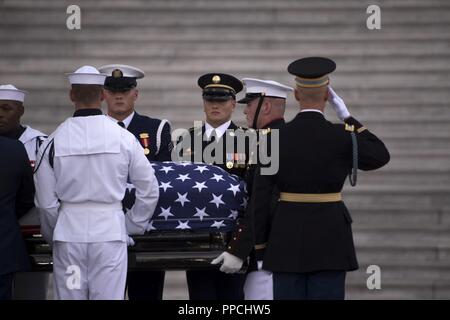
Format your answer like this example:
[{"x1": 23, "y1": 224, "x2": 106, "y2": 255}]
[
  {"x1": 295, "y1": 75, "x2": 329, "y2": 88},
  {"x1": 204, "y1": 84, "x2": 236, "y2": 93}
]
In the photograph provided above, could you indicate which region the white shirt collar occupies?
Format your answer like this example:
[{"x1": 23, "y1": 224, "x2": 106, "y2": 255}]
[
  {"x1": 107, "y1": 111, "x2": 135, "y2": 128},
  {"x1": 204, "y1": 120, "x2": 231, "y2": 140},
  {"x1": 19, "y1": 125, "x2": 46, "y2": 144},
  {"x1": 300, "y1": 109, "x2": 324, "y2": 115}
]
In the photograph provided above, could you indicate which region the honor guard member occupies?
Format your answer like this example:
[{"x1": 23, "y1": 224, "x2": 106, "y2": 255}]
[
  {"x1": 0, "y1": 85, "x2": 47, "y2": 167},
  {"x1": 237, "y1": 78, "x2": 293, "y2": 300},
  {"x1": 0, "y1": 85, "x2": 50, "y2": 299},
  {"x1": 252, "y1": 57, "x2": 390, "y2": 300},
  {"x1": 34, "y1": 66, "x2": 159, "y2": 300},
  {"x1": 178, "y1": 73, "x2": 250, "y2": 300},
  {"x1": 0, "y1": 137, "x2": 35, "y2": 300},
  {"x1": 99, "y1": 64, "x2": 173, "y2": 301}
]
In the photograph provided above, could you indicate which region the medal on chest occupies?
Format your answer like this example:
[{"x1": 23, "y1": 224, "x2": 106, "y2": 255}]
[{"x1": 139, "y1": 133, "x2": 150, "y2": 155}]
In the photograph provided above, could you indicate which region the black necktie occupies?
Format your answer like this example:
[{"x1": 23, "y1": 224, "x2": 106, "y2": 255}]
[
  {"x1": 118, "y1": 121, "x2": 125, "y2": 128},
  {"x1": 209, "y1": 129, "x2": 217, "y2": 143}
]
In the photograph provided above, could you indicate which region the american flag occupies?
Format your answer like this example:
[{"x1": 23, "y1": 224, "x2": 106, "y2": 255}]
[{"x1": 145, "y1": 161, "x2": 248, "y2": 232}]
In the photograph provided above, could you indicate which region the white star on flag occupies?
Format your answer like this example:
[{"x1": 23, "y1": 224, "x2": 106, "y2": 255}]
[
  {"x1": 159, "y1": 207, "x2": 174, "y2": 220},
  {"x1": 194, "y1": 165, "x2": 209, "y2": 173},
  {"x1": 159, "y1": 181, "x2": 173, "y2": 192},
  {"x1": 227, "y1": 183, "x2": 241, "y2": 196},
  {"x1": 160, "y1": 166, "x2": 174, "y2": 174},
  {"x1": 192, "y1": 181, "x2": 208, "y2": 192},
  {"x1": 179, "y1": 162, "x2": 191, "y2": 167},
  {"x1": 228, "y1": 209, "x2": 238, "y2": 220},
  {"x1": 210, "y1": 193, "x2": 225, "y2": 208},
  {"x1": 175, "y1": 192, "x2": 191, "y2": 207},
  {"x1": 193, "y1": 207, "x2": 209, "y2": 221},
  {"x1": 176, "y1": 174, "x2": 191, "y2": 182},
  {"x1": 210, "y1": 174, "x2": 224, "y2": 182},
  {"x1": 211, "y1": 220, "x2": 226, "y2": 229},
  {"x1": 175, "y1": 220, "x2": 191, "y2": 229},
  {"x1": 146, "y1": 221, "x2": 156, "y2": 231}
]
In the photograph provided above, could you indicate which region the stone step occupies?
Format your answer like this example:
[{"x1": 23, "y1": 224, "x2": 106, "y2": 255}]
[
  {"x1": 345, "y1": 277, "x2": 450, "y2": 299},
  {"x1": 354, "y1": 171, "x2": 450, "y2": 187},
  {"x1": 355, "y1": 246, "x2": 450, "y2": 263},
  {"x1": 2, "y1": 40, "x2": 450, "y2": 58},
  {"x1": 6, "y1": 0, "x2": 450, "y2": 10},
  {"x1": 3, "y1": 56, "x2": 450, "y2": 74},
  {"x1": 2, "y1": 5, "x2": 450, "y2": 27},
  {"x1": 353, "y1": 208, "x2": 450, "y2": 226},
  {"x1": 2, "y1": 26, "x2": 450, "y2": 43},
  {"x1": 347, "y1": 262, "x2": 450, "y2": 286},
  {"x1": 343, "y1": 192, "x2": 450, "y2": 211},
  {"x1": 354, "y1": 228, "x2": 450, "y2": 248},
  {"x1": 163, "y1": 271, "x2": 189, "y2": 300}
]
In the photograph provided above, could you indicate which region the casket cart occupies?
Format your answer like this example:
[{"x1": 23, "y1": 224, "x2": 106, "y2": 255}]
[{"x1": 21, "y1": 161, "x2": 248, "y2": 272}]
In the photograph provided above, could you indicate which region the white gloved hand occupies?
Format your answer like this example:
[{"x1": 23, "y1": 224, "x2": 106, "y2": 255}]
[
  {"x1": 211, "y1": 252, "x2": 244, "y2": 274},
  {"x1": 328, "y1": 87, "x2": 351, "y2": 121},
  {"x1": 257, "y1": 260, "x2": 263, "y2": 271},
  {"x1": 126, "y1": 235, "x2": 135, "y2": 247}
]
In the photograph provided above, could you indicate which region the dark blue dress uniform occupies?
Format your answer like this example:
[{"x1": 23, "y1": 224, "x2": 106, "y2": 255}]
[
  {"x1": 251, "y1": 57, "x2": 391, "y2": 300},
  {"x1": 99, "y1": 64, "x2": 173, "y2": 300},
  {"x1": 179, "y1": 73, "x2": 252, "y2": 300},
  {"x1": 181, "y1": 122, "x2": 251, "y2": 300},
  {"x1": 0, "y1": 137, "x2": 35, "y2": 300},
  {"x1": 124, "y1": 112, "x2": 173, "y2": 301},
  {"x1": 241, "y1": 118, "x2": 285, "y2": 272}
]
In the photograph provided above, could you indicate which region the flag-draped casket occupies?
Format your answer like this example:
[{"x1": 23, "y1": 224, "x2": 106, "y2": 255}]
[{"x1": 146, "y1": 161, "x2": 248, "y2": 233}]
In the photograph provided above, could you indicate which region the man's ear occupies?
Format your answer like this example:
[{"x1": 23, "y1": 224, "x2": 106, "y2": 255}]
[
  {"x1": 230, "y1": 99, "x2": 236, "y2": 111},
  {"x1": 69, "y1": 89, "x2": 75, "y2": 102},
  {"x1": 100, "y1": 89, "x2": 105, "y2": 102},
  {"x1": 17, "y1": 103, "x2": 25, "y2": 117},
  {"x1": 294, "y1": 88, "x2": 300, "y2": 101},
  {"x1": 324, "y1": 85, "x2": 329, "y2": 102},
  {"x1": 262, "y1": 100, "x2": 271, "y2": 114},
  {"x1": 133, "y1": 89, "x2": 139, "y2": 101}
]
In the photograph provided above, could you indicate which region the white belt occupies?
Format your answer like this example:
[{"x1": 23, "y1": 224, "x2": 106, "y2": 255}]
[{"x1": 60, "y1": 201, "x2": 122, "y2": 211}]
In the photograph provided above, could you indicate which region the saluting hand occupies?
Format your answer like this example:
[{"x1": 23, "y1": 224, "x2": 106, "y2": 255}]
[
  {"x1": 211, "y1": 252, "x2": 244, "y2": 274},
  {"x1": 328, "y1": 87, "x2": 351, "y2": 121}
]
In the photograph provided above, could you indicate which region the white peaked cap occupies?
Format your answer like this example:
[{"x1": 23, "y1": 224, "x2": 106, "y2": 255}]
[
  {"x1": 242, "y1": 78, "x2": 294, "y2": 99},
  {"x1": 0, "y1": 84, "x2": 27, "y2": 103},
  {"x1": 67, "y1": 66, "x2": 107, "y2": 85},
  {"x1": 98, "y1": 64, "x2": 145, "y2": 79}
]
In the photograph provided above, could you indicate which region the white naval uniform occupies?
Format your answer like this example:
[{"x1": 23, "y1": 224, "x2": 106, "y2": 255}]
[
  {"x1": 244, "y1": 267, "x2": 273, "y2": 300},
  {"x1": 19, "y1": 125, "x2": 47, "y2": 166},
  {"x1": 34, "y1": 114, "x2": 159, "y2": 300}
]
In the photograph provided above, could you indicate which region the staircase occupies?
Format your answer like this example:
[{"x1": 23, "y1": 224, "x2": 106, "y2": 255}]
[{"x1": 1, "y1": 0, "x2": 449, "y2": 299}]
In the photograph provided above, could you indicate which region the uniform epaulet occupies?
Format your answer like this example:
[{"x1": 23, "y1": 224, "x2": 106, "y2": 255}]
[{"x1": 344, "y1": 123, "x2": 355, "y2": 132}]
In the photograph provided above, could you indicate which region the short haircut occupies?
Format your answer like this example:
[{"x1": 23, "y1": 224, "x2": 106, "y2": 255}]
[
  {"x1": 297, "y1": 86, "x2": 328, "y2": 104},
  {"x1": 71, "y1": 84, "x2": 102, "y2": 105}
]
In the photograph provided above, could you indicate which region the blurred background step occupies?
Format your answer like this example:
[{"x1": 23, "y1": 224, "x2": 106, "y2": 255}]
[{"x1": 1, "y1": 0, "x2": 449, "y2": 299}]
